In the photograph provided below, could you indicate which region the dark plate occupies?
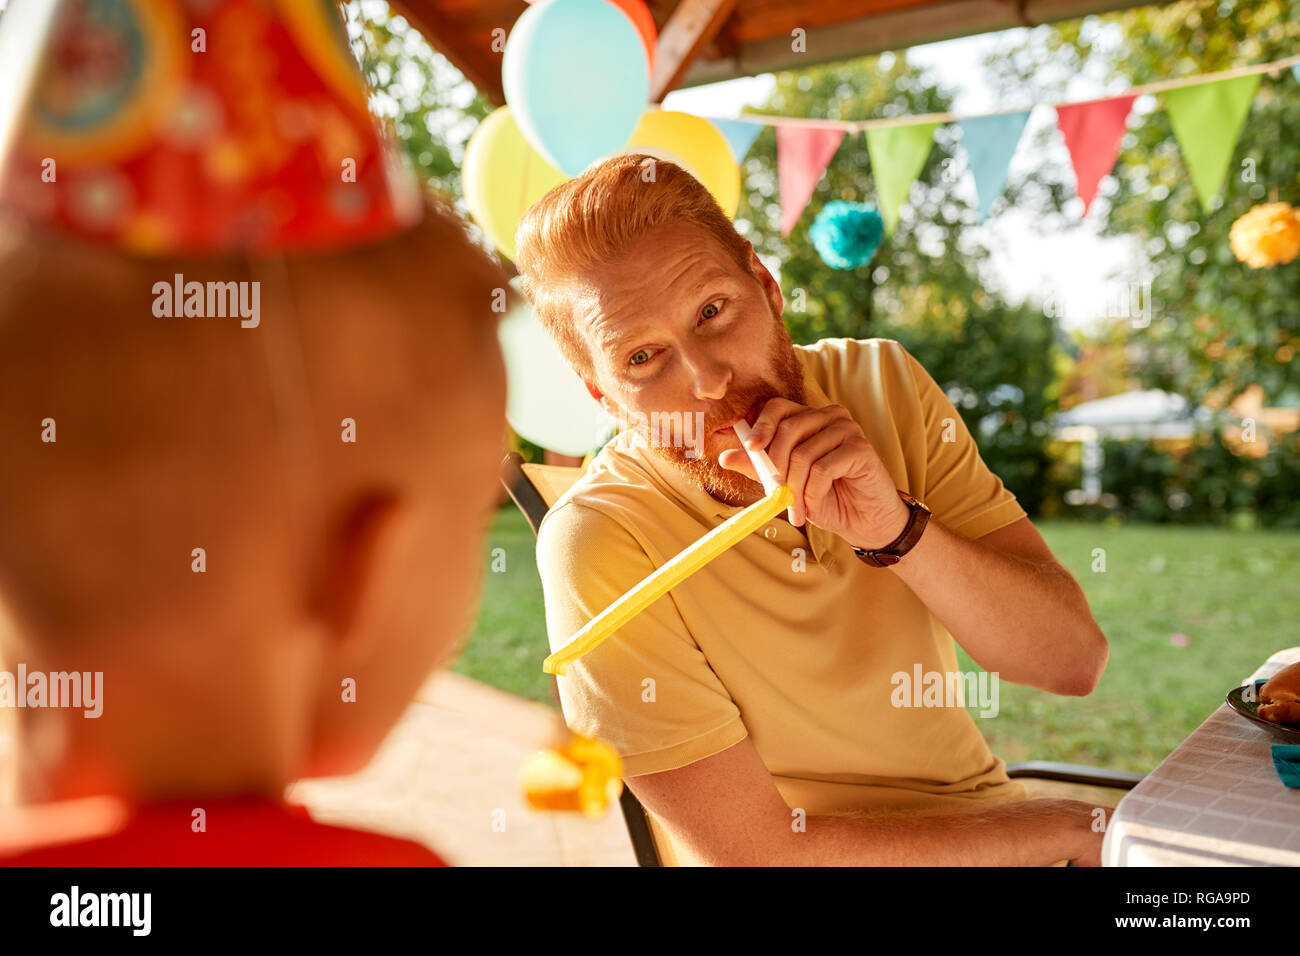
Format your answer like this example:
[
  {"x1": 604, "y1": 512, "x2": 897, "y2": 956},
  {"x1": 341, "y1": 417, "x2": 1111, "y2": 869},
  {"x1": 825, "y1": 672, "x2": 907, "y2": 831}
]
[{"x1": 1226, "y1": 683, "x2": 1300, "y2": 742}]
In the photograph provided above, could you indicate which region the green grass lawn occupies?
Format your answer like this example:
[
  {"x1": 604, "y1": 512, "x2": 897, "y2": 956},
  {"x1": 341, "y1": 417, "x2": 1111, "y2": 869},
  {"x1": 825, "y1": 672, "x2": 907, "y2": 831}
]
[
  {"x1": 451, "y1": 506, "x2": 554, "y2": 705},
  {"x1": 454, "y1": 508, "x2": 1300, "y2": 775}
]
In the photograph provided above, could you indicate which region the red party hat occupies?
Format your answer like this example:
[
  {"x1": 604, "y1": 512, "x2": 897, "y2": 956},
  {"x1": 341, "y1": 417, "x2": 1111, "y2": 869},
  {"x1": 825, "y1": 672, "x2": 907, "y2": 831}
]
[{"x1": 0, "y1": 0, "x2": 422, "y2": 256}]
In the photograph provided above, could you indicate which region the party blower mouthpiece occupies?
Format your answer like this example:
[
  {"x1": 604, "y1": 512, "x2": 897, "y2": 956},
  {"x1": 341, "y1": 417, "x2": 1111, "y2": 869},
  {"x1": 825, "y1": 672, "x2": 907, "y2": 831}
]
[
  {"x1": 543, "y1": 422, "x2": 790, "y2": 676},
  {"x1": 731, "y1": 419, "x2": 784, "y2": 496}
]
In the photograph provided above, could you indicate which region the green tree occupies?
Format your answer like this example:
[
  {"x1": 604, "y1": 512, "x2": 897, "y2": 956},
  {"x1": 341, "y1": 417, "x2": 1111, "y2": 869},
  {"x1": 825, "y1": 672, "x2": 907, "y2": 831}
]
[
  {"x1": 983, "y1": 0, "x2": 1300, "y2": 411},
  {"x1": 344, "y1": 0, "x2": 492, "y2": 210}
]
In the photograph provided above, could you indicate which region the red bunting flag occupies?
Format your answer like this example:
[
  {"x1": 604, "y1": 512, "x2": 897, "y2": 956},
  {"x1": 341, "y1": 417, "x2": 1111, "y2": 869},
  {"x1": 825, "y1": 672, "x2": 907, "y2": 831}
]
[
  {"x1": 777, "y1": 125, "x2": 845, "y2": 236},
  {"x1": 1054, "y1": 95, "x2": 1136, "y2": 216}
]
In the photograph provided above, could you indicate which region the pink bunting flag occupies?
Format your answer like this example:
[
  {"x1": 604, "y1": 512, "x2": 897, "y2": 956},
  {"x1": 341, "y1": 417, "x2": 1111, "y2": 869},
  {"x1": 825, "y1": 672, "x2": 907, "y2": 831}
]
[
  {"x1": 1054, "y1": 95, "x2": 1137, "y2": 216},
  {"x1": 777, "y1": 125, "x2": 846, "y2": 236}
]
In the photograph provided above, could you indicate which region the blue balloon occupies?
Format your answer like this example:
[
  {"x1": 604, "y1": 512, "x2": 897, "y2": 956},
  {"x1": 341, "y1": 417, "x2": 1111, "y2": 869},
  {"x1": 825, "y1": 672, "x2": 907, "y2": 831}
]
[{"x1": 503, "y1": 0, "x2": 650, "y2": 177}]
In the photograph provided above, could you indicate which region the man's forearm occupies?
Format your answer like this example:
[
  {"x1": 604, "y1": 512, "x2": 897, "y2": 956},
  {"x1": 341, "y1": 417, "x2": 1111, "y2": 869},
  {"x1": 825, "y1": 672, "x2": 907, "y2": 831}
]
[
  {"x1": 885, "y1": 516, "x2": 1107, "y2": 695},
  {"x1": 775, "y1": 798, "x2": 1098, "y2": 866}
]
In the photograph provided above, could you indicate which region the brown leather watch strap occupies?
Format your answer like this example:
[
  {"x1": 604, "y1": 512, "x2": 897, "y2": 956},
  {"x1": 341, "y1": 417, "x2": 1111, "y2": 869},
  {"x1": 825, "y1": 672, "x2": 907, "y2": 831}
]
[{"x1": 852, "y1": 490, "x2": 931, "y2": 568}]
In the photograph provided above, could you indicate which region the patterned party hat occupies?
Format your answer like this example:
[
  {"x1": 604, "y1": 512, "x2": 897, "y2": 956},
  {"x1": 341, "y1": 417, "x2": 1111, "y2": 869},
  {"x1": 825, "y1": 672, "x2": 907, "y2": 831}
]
[{"x1": 0, "y1": 0, "x2": 422, "y2": 255}]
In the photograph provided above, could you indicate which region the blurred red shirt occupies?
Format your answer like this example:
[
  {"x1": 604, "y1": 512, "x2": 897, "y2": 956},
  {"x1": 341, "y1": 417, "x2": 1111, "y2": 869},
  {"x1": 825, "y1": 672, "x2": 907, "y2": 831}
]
[{"x1": 0, "y1": 796, "x2": 447, "y2": 866}]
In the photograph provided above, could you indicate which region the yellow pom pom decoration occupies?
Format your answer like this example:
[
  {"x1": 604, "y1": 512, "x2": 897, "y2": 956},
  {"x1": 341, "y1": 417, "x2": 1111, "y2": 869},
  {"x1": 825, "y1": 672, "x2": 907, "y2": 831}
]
[
  {"x1": 1228, "y1": 202, "x2": 1300, "y2": 269},
  {"x1": 520, "y1": 733, "x2": 623, "y2": 819}
]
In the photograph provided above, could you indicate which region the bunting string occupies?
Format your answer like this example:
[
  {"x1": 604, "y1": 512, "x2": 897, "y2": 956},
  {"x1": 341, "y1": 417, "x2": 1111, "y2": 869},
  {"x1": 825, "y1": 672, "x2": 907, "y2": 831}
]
[
  {"x1": 705, "y1": 52, "x2": 1300, "y2": 236},
  {"x1": 726, "y1": 52, "x2": 1300, "y2": 132}
]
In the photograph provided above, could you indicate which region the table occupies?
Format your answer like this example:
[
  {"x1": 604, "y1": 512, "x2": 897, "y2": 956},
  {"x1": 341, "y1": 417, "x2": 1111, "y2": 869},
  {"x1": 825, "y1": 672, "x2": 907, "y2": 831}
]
[{"x1": 1102, "y1": 646, "x2": 1300, "y2": 866}]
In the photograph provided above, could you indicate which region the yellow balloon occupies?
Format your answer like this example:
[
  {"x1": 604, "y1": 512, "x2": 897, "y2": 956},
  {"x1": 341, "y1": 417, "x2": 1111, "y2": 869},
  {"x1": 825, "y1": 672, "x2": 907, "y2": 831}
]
[
  {"x1": 618, "y1": 108, "x2": 741, "y2": 218},
  {"x1": 463, "y1": 105, "x2": 569, "y2": 262}
]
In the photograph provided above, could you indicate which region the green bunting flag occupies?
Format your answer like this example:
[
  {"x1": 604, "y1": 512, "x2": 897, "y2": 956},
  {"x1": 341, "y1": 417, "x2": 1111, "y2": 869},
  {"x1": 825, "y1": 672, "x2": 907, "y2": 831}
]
[
  {"x1": 1163, "y1": 74, "x2": 1262, "y2": 213},
  {"x1": 865, "y1": 121, "x2": 940, "y2": 236}
]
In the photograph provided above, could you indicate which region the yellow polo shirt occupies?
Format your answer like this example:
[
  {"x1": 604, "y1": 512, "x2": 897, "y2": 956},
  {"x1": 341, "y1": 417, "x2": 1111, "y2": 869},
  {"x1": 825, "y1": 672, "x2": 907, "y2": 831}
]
[{"x1": 536, "y1": 337, "x2": 1029, "y2": 858}]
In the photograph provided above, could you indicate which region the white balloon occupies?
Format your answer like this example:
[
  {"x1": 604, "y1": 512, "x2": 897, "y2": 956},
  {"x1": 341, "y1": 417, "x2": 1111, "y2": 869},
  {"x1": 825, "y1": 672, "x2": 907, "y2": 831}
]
[{"x1": 499, "y1": 282, "x2": 613, "y2": 457}]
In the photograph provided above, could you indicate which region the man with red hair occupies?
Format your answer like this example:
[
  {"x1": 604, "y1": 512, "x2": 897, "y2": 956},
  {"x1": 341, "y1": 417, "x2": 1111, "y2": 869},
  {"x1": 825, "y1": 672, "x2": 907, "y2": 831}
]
[{"x1": 516, "y1": 154, "x2": 1111, "y2": 866}]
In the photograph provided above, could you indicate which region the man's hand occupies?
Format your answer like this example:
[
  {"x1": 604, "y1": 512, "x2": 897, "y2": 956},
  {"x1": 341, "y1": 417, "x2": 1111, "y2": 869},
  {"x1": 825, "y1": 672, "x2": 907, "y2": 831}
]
[{"x1": 718, "y1": 398, "x2": 907, "y2": 549}]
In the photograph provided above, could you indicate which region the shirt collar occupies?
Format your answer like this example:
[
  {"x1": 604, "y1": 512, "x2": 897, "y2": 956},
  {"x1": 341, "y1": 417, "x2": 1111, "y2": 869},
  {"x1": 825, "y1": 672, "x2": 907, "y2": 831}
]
[{"x1": 616, "y1": 348, "x2": 841, "y2": 564}]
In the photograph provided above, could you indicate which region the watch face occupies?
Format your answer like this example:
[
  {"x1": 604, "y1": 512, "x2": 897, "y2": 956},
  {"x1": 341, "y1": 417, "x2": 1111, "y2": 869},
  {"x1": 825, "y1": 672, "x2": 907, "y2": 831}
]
[{"x1": 899, "y1": 490, "x2": 929, "y2": 512}]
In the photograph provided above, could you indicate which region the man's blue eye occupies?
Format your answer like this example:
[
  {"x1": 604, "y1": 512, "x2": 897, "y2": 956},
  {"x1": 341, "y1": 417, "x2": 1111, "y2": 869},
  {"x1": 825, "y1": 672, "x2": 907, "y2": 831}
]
[
  {"x1": 701, "y1": 301, "x2": 722, "y2": 319},
  {"x1": 630, "y1": 349, "x2": 650, "y2": 366}
]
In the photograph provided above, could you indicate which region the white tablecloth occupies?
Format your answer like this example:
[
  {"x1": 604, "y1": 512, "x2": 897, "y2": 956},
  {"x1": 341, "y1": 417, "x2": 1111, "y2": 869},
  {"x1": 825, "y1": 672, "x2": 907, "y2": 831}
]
[{"x1": 1102, "y1": 646, "x2": 1300, "y2": 866}]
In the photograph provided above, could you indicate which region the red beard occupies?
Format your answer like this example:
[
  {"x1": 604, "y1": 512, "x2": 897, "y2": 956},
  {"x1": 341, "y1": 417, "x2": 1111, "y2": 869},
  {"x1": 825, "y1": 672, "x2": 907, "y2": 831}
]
[{"x1": 650, "y1": 326, "x2": 806, "y2": 508}]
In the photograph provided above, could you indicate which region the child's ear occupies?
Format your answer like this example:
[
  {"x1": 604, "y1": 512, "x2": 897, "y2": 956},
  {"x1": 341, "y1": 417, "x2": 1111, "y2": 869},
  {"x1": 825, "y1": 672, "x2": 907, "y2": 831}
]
[{"x1": 308, "y1": 491, "x2": 414, "y2": 660}]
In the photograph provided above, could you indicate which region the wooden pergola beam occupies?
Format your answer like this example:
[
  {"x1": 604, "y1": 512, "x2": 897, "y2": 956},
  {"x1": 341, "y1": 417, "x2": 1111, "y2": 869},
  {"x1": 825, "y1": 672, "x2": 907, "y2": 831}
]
[
  {"x1": 650, "y1": 0, "x2": 739, "y2": 102},
  {"x1": 388, "y1": 1, "x2": 508, "y2": 105},
  {"x1": 674, "y1": 0, "x2": 1175, "y2": 89}
]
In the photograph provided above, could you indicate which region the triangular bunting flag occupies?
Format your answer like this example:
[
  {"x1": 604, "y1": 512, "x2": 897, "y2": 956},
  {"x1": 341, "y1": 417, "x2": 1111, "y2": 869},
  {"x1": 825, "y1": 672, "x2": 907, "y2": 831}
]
[
  {"x1": 957, "y1": 111, "x2": 1031, "y2": 223},
  {"x1": 710, "y1": 118, "x2": 764, "y2": 164},
  {"x1": 1163, "y1": 74, "x2": 1261, "y2": 213},
  {"x1": 1055, "y1": 95, "x2": 1136, "y2": 216},
  {"x1": 777, "y1": 125, "x2": 845, "y2": 236},
  {"x1": 865, "y1": 121, "x2": 940, "y2": 236}
]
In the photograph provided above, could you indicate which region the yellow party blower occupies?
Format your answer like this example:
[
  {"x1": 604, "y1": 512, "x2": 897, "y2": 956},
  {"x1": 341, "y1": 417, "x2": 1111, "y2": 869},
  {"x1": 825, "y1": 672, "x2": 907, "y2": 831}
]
[{"x1": 543, "y1": 420, "x2": 789, "y2": 676}]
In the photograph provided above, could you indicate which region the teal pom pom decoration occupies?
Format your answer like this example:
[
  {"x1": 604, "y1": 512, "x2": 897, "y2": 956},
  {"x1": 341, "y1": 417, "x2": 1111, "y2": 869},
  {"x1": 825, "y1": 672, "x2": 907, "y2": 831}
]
[{"x1": 809, "y1": 201, "x2": 884, "y2": 270}]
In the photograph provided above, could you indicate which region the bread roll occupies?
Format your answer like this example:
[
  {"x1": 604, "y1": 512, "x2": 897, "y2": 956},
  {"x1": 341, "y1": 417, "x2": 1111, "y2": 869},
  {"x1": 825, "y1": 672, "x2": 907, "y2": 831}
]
[{"x1": 1259, "y1": 660, "x2": 1300, "y2": 723}]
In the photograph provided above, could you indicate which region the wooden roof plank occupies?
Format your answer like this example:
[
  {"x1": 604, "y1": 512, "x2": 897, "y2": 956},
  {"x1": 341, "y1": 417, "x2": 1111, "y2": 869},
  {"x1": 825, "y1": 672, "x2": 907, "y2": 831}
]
[
  {"x1": 676, "y1": 0, "x2": 1173, "y2": 88},
  {"x1": 650, "y1": 0, "x2": 741, "y2": 102},
  {"x1": 728, "y1": 0, "x2": 939, "y2": 43}
]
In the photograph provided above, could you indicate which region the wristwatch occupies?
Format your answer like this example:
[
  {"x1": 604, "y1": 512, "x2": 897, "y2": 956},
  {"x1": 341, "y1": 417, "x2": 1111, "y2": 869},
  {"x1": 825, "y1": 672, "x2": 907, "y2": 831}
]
[{"x1": 851, "y1": 490, "x2": 931, "y2": 568}]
